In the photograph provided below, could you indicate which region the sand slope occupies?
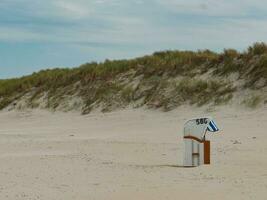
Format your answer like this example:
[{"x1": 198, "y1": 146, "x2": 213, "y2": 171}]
[{"x1": 0, "y1": 107, "x2": 266, "y2": 200}]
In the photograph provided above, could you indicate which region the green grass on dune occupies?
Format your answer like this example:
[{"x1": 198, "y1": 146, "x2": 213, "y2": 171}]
[{"x1": 0, "y1": 42, "x2": 267, "y2": 112}]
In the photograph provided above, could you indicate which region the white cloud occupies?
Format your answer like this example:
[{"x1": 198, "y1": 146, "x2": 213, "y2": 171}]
[
  {"x1": 156, "y1": 0, "x2": 267, "y2": 17},
  {"x1": 0, "y1": 27, "x2": 46, "y2": 42},
  {"x1": 52, "y1": 1, "x2": 91, "y2": 19},
  {"x1": 0, "y1": 0, "x2": 266, "y2": 52}
]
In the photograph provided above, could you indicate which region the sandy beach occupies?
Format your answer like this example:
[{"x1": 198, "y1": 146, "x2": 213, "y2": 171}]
[{"x1": 0, "y1": 106, "x2": 266, "y2": 200}]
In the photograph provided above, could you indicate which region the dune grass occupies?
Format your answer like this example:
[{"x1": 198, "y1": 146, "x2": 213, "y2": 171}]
[
  {"x1": 0, "y1": 43, "x2": 267, "y2": 112},
  {"x1": 242, "y1": 95, "x2": 262, "y2": 108}
]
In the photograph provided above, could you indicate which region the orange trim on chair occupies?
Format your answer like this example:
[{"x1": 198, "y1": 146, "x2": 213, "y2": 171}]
[
  {"x1": 204, "y1": 140, "x2": 210, "y2": 164},
  {"x1": 183, "y1": 135, "x2": 203, "y2": 143}
]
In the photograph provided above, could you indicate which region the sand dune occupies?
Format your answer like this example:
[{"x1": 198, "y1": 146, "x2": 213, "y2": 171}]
[{"x1": 0, "y1": 106, "x2": 266, "y2": 200}]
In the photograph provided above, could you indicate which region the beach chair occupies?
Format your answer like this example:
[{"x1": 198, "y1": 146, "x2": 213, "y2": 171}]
[{"x1": 183, "y1": 117, "x2": 219, "y2": 167}]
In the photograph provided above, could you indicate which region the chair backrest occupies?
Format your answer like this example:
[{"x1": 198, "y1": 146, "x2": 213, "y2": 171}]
[{"x1": 184, "y1": 117, "x2": 219, "y2": 141}]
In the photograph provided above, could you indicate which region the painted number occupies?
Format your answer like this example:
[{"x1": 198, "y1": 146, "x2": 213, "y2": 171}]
[{"x1": 196, "y1": 118, "x2": 208, "y2": 125}]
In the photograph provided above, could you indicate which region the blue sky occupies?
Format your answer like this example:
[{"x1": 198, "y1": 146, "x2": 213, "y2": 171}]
[{"x1": 0, "y1": 0, "x2": 267, "y2": 78}]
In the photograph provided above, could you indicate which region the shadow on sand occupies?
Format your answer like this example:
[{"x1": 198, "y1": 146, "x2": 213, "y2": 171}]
[
  {"x1": 157, "y1": 164, "x2": 196, "y2": 168},
  {"x1": 129, "y1": 164, "x2": 196, "y2": 169}
]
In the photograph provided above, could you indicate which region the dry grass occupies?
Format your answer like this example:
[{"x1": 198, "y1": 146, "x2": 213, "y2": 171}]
[{"x1": 0, "y1": 43, "x2": 267, "y2": 113}]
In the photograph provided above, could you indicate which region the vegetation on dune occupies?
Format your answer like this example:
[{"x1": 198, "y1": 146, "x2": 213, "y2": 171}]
[
  {"x1": 175, "y1": 78, "x2": 235, "y2": 106},
  {"x1": 242, "y1": 95, "x2": 262, "y2": 108},
  {"x1": 0, "y1": 43, "x2": 267, "y2": 113}
]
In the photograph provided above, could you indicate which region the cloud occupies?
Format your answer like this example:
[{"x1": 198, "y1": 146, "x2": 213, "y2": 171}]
[
  {"x1": 156, "y1": 0, "x2": 267, "y2": 18},
  {"x1": 0, "y1": 0, "x2": 267, "y2": 52},
  {"x1": 52, "y1": 1, "x2": 91, "y2": 19},
  {"x1": 0, "y1": 27, "x2": 46, "y2": 42},
  {"x1": 0, "y1": 0, "x2": 151, "y2": 45}
]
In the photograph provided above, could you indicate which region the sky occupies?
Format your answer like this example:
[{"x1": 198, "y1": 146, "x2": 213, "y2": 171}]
[{"x1": 0, "y1": 0, "x2": 267, "y2": 79}]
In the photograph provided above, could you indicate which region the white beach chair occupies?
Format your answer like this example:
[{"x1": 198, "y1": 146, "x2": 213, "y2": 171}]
[{"x1": 183, "y1": 117, "x2": 219, "y2": 167}]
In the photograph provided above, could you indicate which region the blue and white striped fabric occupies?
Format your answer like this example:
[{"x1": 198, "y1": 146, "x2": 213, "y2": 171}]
[{"x1": 207, "y1": 120, "x2": 219, "y2": 132}]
